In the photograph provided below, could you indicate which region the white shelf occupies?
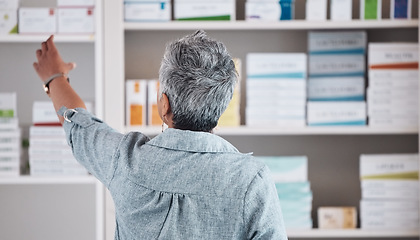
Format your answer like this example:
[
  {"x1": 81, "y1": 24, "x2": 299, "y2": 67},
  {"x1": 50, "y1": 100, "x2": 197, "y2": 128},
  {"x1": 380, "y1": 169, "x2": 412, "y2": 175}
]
[
  {"x1": 125, "y1": 126, "x2": 418, "y2": 136},
  {"x1": 0, "y1": 34, "x2": 95, "y2": 43},
  {"x1": 0, "y1": 175, "x2": 97, "y2": 185},
  {"x1": 125, "y1": 19, "x2": 418, "y2": 31},
  {"x1": 287, "y1": 229, "x2": 419, "y2": 238}
]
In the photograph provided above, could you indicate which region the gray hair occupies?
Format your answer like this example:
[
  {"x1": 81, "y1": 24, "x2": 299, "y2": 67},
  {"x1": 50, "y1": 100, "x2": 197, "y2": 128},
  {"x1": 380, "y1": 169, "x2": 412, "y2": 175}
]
[{"x1": 159, "y1": 30, "x2": 238, "y2": 132}]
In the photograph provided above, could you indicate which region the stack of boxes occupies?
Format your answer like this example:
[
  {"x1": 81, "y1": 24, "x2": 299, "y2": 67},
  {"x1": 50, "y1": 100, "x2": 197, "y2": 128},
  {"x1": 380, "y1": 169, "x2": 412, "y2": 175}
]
[
  {"x1": 307, "y1": 31, "x2": 367, "y2": 126},
  {"x1": 18, "y1": 0, "x2": 95, "y2": 34},
  {"x1": 246, "y1": 53, "x2": 307, "y2": 127},
  {"x1": 126, "y1": 79, "x2": 163, "y2": 127},
  {"x1": 367, "y1": 43, "x2": 418, "y2": 128},
  {"x1": 0, "y1": 93, "x2": 21, "y2": 177},
  {"x1": 360, "y1": 153, "x2": 419, "y2": 230},
  {"x1": 257, "y1": 156, "x2": 312, "y2": 229},
  {"x1": 245, "y1": 0, "x2": 294, "y2": 21},
  {"x1": 124, "y1": 0, "x2": 171, "y2": 22},
  {"x1": 174, "y1": 0, "x2": 235, "y2": 21},
  {"x1": 0, "y1": 0, "x2": 18, "y2": 35},
  {"x1": 29, "y1": 101, "x2": 90, "y2": 176}
]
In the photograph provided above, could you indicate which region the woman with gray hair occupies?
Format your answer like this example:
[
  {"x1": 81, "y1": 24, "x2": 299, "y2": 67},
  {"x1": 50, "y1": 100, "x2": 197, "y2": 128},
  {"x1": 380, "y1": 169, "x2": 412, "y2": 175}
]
[{"x1": 33, "y1": 30, "x2": 288, "y2": 240}]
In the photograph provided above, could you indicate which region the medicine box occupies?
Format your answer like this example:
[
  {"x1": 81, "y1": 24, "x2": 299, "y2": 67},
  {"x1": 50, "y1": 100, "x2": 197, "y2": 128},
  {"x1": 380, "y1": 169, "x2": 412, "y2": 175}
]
[
  {"x1": 307, "y1": 101, "x2": 367, "y2": 126},
  {"x1": 0, "y1": 9, "x2": 17, "y2": 35},
  {"x1": 306, "y1": 0, "x2": 327, "y2": 21},
  {"x1": 391, "y1": 0, "x2": 411, "y2": 19},
  {"x1": 246, "y1": 0, "x2": 294, "y2": 21},
  {"x1": 124, "y1": 1, "x2": 171, "y2": 22},
  {"x1": 174, "y1": 1, "x2": 235, "y2": 21},
  {"x1": 360, "y1": 0, "x2": 382, "y2": 20},
  {"x1": 57, "y1": 0, "x2": 95, "y2": 7},
  {"x1": 0, "y1": 0, "x2": 19, "y2": 9},
  {"x1": 330, "y1": 0, "x2": 352, "y2": 21},
  {"x1": 318, "y1": 207, "x2": 357, "y2": 229},
  {"x1": 360, "y1": 153, "x2": 419, "y2": 180},
  {"x1": 147, "y1": 80, "x2": 162, "y2": 126},
  {"x1": 0, "y1": 92, "x2": 16, "y2": 118},
  {"x1": 18, "y1": 8, "x2": 56, "y2": 34},
  {"x1": 247, "y1": 53, "x2": 307, "y2": 79},
  {"x1": 32, "y1": 101, "x2": 60, "y2": 126},
  {"x1": 126, "y1": 80, "x2": 147, "y2": 126},
  {"x1": 308, "y1": 77, "x2": 365, "y2": 101},
  {"x1": 309, "y1": 54, "x2": 365, "y2": 77},
  {"x1": 57, "y1": 8, "x2": 95, "y2": 33},
  {"x1": 218, "y1": 58, "x2": 241, "y2": 127},
  {"x1": 257, "y1": 156, "x2": 308, "y2": 182},
  {"x1": 368, "y1": 43, "x2": 418, "y2": 69},
  {"x1": 308, "y1": 31, "x2": 367, "y2": 54}
]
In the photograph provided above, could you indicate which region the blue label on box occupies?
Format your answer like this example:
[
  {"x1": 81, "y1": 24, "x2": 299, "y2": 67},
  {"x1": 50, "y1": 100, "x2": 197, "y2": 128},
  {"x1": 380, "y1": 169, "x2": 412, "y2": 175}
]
[
  {"x1": 394, "y1": 0, "x2": 408, "y2": 19},
  {"x1": 280, "y1": 1, "x2": 294, "y2": 20}
]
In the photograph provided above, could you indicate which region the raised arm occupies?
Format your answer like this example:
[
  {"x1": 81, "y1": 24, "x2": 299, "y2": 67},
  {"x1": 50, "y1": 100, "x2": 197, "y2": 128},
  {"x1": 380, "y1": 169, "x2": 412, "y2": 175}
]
[{"x1": 33, "y1": 35, "x2": 86, "y2": 124}]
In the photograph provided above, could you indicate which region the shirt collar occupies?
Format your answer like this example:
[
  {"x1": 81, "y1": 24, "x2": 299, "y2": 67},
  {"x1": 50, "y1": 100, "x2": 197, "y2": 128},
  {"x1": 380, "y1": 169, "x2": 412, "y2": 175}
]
[{"x1": 146, "y1": 128, "x2": 239, "y2": 153}]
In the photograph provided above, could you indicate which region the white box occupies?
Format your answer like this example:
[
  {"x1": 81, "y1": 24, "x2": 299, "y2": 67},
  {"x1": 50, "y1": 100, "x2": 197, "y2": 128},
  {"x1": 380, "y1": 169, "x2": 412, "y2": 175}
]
[
  {"x1": 57, "y1": 8, "x2": 95, "y2": 34},
  {"x1": 18, "y1": 8, "x2": 56, "y2": 34},
  {"x1": 309, "y1": 54, "x2": 365, "y2": 77},
  {"x1": 368, "y1": 43, "x2": 418, "y2": 68},
  {"x1": 306, "y1": 0, "x2": 327, "y2": 21},
  {"x1": 245, "y1": 2, "x2": 281, "y2": 21},
  {"x1": 124, "y1": 2, "x2": 171, "y2": 22},
  {"x1": 174, "y1": 1, "x2": 235, "y2": 21},
  {"x1": 247, "y1": 78, "x2": 306, "y2": 90},
  {"x1": 126, "y1": 80, "x2": 147, "y2": 126},
  {"x1": 0, "y1": 92, "x2": 16, "y2": 118},
  {"x1": 361, "y1": 187, "x2": 419, "y2": 199},
  {"x1": 361, "y1": 179, "x2": 419, "y2": 189},
  {"x1": 29, "y1": 137, "x2": 68, "y2": 147},
  {"x1": 367, "y1": 87, "x2": 418, "y2": 100},
  {"x1": 0, "y1": 9, "x2": 17, "y2": 35},
  {"x1": 0, "y1": 0, "x2": 19, "y2": 9},
  {"x1": 360, "y1": 199, "x2": 419, "y2": 211},
  {"x1": 360, "y1": 153, "x2": 419, "y2": 180},
  {"x1": 318, "y1": 207, "x2": 357, "y2": 229},
  {"x1": 330, "y1": 0, "x2": 352, "y2": 21},
  {"x1": 57, "y1": 0, "x2": 95, "y2": 7},
  {"x1": 308, "y1": 31, "x2": 367, "y2": 54},
  {"x1": 360, "y1": 0, "x2": 382, "y2": 20},
  {"x1": 30, "y1": 126, "x2": 66, "y2": 137},
  {"x1": 390, "y1": 0, "x2": 412, "y2": 19},
  {"x1": 361, "y1": 217, "x2": 419, "y2": 229},
  {"x1": 307, "y1": 101, "x2": 367, "y2": 126},
  {"x1": 247, "y1": 53, "x2": 307, "y2": 79},
  {"x1": 368, "y1": 117, "x2": 418, "y2": 128},
  {"x1": 256, "y1": 156, "x2": 308, "y2": 182},
  {"x1": 369, "y1": 69, "x2": 418, "y2": 88},
  {"x1": 246, "y1": 118, "x2": 306, "y2": 127},
  {"x1": 246, "y1": 107, "x2": 305, "y2": 118},
  {"x1": 32, "y1": 101, "x2": 60, "y2": 126},
  {"x1": 308, "y1": 77, "x2": 365, "y2": 101}
]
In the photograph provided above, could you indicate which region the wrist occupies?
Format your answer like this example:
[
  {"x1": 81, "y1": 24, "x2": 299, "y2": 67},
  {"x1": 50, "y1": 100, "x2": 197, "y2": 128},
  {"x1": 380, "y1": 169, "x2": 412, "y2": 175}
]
[{"x1": 43, "y1": 73, "x2": 70, "y2": 95}]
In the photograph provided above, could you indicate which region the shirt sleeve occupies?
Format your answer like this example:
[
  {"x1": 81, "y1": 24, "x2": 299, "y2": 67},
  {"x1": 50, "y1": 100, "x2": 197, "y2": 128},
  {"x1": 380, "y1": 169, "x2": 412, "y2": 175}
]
[
  {"x1": 244, "y1": 166, "x2": 288, "y2": 240},
  {"x1": 58, "y1": 106, "x2": 138, "y2": 187}
]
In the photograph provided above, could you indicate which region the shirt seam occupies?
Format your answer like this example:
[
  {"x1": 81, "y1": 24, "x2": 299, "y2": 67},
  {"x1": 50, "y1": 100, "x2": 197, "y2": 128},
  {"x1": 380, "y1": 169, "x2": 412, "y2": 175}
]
[
  {"x1": 126, "y1": 175, "x2": 243, "y2": 200},
  {"x1": 242, "y1": 166, "x2": 266, "y2": 231},
  {"x1": 107, "y1": 133, "x2": 128, "y2": 188}
]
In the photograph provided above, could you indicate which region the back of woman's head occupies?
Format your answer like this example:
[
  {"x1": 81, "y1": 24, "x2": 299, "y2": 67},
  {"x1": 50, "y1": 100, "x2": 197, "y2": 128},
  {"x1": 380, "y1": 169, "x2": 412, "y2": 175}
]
[{"x1": 159, "y1": 30, "x2": 238, "y2": 132}]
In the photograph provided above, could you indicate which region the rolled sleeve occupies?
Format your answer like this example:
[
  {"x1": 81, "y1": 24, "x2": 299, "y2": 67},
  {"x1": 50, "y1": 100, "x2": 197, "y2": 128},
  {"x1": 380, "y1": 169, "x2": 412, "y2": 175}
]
[
  {"x1": 244, "y1": 166, "x2": 288, "y2": 240},
  {"x1": 58, "y1": 106, "x2": 125, "y2": 187}
]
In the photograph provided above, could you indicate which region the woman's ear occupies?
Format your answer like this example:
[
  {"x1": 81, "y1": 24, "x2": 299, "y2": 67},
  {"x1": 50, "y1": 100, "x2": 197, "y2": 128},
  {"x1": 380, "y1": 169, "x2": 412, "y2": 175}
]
[{"x1": 160, "y1": 93, "x2": 171, "y2": 116}]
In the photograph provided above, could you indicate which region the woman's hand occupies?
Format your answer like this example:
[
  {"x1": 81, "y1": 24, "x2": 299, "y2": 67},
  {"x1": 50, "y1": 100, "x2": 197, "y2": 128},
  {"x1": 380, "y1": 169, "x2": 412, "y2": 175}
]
[{"x1": 33, "y1": 35, "x2": 76, "y2": 82}]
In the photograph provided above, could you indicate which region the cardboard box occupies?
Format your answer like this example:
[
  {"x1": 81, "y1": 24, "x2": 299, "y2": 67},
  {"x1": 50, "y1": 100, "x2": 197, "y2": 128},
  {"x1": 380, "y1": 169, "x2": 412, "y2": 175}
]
[
  {"x1": 218, "y1": 58, "x2": 241, "y2": 127},
  {"x1": 147, "y1": 80, "x2": 163, "y2": 126},
  {"x1": 368, "y1": 117, "x2": 418, "y2": 127},
  {"x1": 307, "y1": 101, "x2": 367, "y2": 126},
  {"x1": 368, "y1": 43, "x2": 418, "y2": 69},
  {"x1": 174, "y1": 1, "x2": 235, "y2": 21},
  {"x1": 360, "y1": 0, "x2": 382, "y2": 20},
  {"x1": 0, "y1": 9, "x2": 17, "y2": 35},
  {"x1": 330, "y1": 0, "x2": 352, "y2": 21},
  {"x1": 0, "y1": 92, "x2": 16, "y2": 118},
  {"x1": 57, "y1": 0, "x2": 95, "y2": 7},
  {"x1": 18, "y1": 8, "x2": 56, "y2": 34},
  {"x1": 57, "y1": 8, "x2": 95, "y2": 33},
  {"x1": 257, "y1": 156, "x2": 308, "y2": 182},
  {"x1": 0, "y1": 0, "x2": 19, "y2": 9},
  {"x1": 318, "y1": 207, "x2": 357, "y2": 229},
  {"x1": 309, "y1": 54, "x2": 365, "y2": 77},
  {"x1": 360, "y1": 153, "x2": 419, "y2": 180},
  {"x1": 391, "y1": 0, "x2": 411, "y2": 19},
  {"x1": 247, "y1": 53, "x2": 307, "y2": 79},
  {"x1": 126, "y1": 80, "x2": 147, "y2": 126},
  {"x1": 308, "y1": 31, "x2": 367, "y2": 54},
  {"x1": 360, "y1": 199, "x2": 419, "y2": 211},
  {"x1": 306, "y1": 0, "x2": 327, "y2": 21},
  {"x1": 124, "y1": 1, "x2": 171, "y2": 22},
  {"x1": 308, "y1": 77, "x2": 365, "y2": 101}
]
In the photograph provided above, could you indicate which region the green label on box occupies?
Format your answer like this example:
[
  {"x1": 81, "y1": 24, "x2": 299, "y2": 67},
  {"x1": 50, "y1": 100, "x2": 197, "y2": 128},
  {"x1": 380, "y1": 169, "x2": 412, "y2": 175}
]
[
  {"x1": 364, "y1": 0, "x2": 378, "y2": 19},
  {"x1": 0, "y1": 110, "x2": 14, "y2": 117}
]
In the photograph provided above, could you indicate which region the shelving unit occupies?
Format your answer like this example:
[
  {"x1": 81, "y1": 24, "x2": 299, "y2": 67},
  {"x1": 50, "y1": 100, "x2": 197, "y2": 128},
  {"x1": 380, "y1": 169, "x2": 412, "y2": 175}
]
[
  {"x1": 0, "y1": 0, "x2": 104, "y2": 240},
  {"x1": 103, "y1": 1, "x2": 419, "y2": 240}
]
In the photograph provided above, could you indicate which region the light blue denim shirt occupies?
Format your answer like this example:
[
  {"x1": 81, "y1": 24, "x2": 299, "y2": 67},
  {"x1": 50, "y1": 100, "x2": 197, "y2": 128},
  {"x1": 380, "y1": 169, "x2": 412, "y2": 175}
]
[{"x1": 58, "y1": 107, "x2": 288, "y2": 240}]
